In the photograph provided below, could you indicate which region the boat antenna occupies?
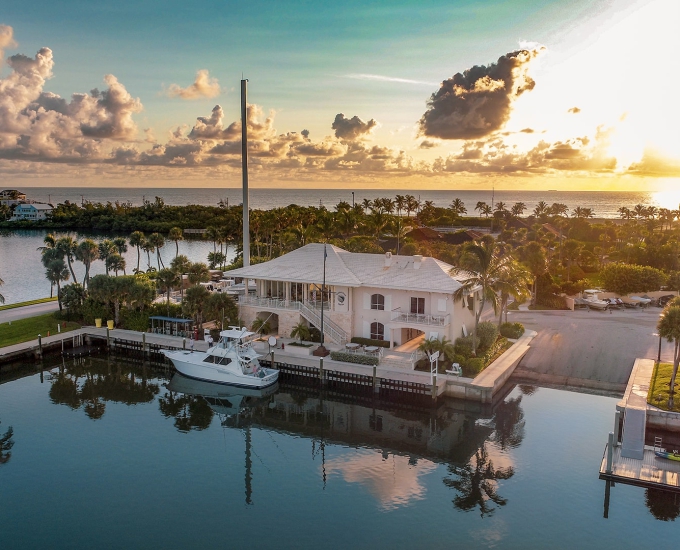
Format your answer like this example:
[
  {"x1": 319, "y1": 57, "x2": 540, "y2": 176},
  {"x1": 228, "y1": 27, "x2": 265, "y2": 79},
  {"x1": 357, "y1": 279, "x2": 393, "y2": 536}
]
[{"x1": 241, "y1": 77, "x2": 250, "y2": 268}]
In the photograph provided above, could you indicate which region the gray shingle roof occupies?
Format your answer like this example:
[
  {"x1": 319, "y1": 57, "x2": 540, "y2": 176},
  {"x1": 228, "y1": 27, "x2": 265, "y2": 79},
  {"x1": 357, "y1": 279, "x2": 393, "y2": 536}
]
[{"x1": 228, "y1": 243, "x2": 463, "y2": 293}]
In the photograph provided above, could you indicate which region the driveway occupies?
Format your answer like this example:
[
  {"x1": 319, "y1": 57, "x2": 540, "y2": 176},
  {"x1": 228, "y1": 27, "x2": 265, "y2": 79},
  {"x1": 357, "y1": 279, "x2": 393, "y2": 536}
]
[
  {"x1": 507, "y1": 307, "x2": 672, "y2": 387},
  {"x1": 0, "y1": 301, "x2": 60, "y2": 323}
]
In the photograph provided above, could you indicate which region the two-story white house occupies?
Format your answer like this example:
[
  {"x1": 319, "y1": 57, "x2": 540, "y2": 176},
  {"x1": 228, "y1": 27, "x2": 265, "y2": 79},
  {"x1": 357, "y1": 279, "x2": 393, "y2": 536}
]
[
  {"x1": 10, "y1": 202, "x2": 53, "y2": 221},
  {"x1": 228, "y1": 243, "x2": 478, "y2": 349}
]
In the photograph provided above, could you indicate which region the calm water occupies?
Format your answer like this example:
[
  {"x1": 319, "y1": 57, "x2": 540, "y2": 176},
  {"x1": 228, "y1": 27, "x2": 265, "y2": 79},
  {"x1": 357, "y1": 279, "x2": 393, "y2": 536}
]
[
  {"x1": 0, "y1": 359, "x2": 678, "y2": 549},
  {"x1": 17, "y1": 187, "x2": 672, "y2": 219},
  {"x1": 0, "y1": 230, "x2": 235, "y2": 304}
]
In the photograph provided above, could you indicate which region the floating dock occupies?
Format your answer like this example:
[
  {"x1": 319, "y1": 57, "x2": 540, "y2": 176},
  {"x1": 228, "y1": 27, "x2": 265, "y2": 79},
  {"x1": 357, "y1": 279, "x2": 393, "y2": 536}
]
[{"x1": 600, "y1": 444, "x2": 680, "y2": 491}]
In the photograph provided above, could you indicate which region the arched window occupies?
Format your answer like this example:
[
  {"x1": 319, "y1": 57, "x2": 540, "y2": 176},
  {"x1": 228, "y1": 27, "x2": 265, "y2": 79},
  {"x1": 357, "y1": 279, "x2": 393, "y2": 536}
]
[
  {"x1": 371, "y1": 294, "x2": 385, "y2": 310},
  {"x1": 370, "y1": 322, "x2": 384, "y2": 341}
]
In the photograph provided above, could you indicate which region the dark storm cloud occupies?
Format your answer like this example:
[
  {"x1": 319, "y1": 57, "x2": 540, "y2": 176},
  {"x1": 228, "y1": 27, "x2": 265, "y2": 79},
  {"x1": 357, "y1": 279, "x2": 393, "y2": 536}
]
[{"x1": 418, "y1": 47, "x2": 544, "y2": 140}]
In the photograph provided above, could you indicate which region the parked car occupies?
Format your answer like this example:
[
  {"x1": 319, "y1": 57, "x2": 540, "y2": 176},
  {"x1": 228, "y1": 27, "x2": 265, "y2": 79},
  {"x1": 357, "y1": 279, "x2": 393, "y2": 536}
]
[{"x1": 658, "y1": 294, "x2": 676, "y2": 307}]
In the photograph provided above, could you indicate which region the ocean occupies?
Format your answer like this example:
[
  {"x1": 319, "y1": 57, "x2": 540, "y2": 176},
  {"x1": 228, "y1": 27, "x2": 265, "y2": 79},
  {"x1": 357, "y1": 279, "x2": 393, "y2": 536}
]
[{"x1": 16, "y1": 187, "x2": 674, "y2": 220}]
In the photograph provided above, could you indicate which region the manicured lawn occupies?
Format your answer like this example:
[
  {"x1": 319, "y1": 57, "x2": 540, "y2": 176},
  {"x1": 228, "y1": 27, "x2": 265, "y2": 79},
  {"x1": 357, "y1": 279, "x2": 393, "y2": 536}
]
[
  {"x1": 0, "y1": 297, "x2": 57, "y2": 311},
  {"x1": 0, "y1": 313, "x2": 81, "y2": 348},
  {"x1": 647, "y1": 362, "x2": 680, "y2": 413}
]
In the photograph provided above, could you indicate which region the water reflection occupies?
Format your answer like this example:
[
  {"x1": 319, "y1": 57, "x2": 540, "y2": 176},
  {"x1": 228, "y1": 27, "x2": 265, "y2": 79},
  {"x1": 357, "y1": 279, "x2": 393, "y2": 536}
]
[
  {"x1": 443, "y1": 445, "x2": 514, "y2": 517},
  {"x1": 48, "y1": 358, "x2": 159, "y2": 420},
  {"x1": 646, "y1": 489, "x2": 680, "y2": 521},
  {"x1": 0, "y1": 420, "x2": 14, "y2": 465},
  {"x1": 490, "y1": 396, "x2": 525, "y2": 450}
]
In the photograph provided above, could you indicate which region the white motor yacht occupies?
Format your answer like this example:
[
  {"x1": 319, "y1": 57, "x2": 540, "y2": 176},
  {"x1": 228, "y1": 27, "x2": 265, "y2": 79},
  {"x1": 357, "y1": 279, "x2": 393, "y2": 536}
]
[
  {"x1": 163, "y1": 326, "x2": 279, "y2": 388},
  {"x1": 582, "y1": 289, "x2": 609, "y2": 310}
]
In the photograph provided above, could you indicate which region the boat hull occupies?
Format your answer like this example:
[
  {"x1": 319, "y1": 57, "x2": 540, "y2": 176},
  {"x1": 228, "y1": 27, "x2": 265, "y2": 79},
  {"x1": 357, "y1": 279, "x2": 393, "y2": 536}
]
[
  {"x1": 164, "y1": 350, "x2": 279, "y2": 389},
  {"x1": 655, "y1": 450, "x2": 680, "y2": 462}
]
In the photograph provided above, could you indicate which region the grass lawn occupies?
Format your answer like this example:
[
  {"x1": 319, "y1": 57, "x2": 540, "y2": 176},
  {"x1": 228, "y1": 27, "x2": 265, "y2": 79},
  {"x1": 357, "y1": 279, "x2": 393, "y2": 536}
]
[
  {"x1": 0, "y1": 313, "x2": 81, "y2": 348},
  {"x1": 0, "y1": 297, "x2": 57, "y2": 311},
  {"x1": 647, "y1": 362, "x2": 680, "y2": 413}
]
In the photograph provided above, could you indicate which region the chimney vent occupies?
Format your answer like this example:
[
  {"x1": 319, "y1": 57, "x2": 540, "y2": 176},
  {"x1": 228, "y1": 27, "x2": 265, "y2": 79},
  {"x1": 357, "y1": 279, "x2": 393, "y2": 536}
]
[
  {"x1": 413, "y1": 255, "x2": 422, "y2": 270},
  {"x1": 385, "y1": 252, "x2": 392, "y2": 267}
]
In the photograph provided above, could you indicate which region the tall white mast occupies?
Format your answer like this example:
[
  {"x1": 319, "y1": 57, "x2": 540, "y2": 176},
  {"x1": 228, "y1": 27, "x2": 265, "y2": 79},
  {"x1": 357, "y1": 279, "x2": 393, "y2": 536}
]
[{"x1": 241, "y1": 79, "x2": 250, "y2": 268}]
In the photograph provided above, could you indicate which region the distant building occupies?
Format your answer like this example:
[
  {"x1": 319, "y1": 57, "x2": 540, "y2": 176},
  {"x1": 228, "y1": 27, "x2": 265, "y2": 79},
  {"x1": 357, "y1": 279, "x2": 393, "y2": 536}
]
[
  {"x1": 10, "y1": 202, "x2": 53, "y2": 221},
  {"x1": 0, "y1": 189, "x2": 27, "y2": 207}
]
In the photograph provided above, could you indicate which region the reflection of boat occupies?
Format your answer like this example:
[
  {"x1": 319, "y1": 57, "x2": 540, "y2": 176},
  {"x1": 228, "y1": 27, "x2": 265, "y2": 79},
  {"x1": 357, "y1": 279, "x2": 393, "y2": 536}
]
[
  {"x1": 163, "y1": 327, "x2": 279, "y2": 388},
  {"x1": 655, "y1": 449, "x2": 680, "y2": 462},
  {"x1": 168, "y1": 372, "x2": 278, "y2": 402},
  {"x1": 581, "y1": 289, "x2": 609, "y2": 310}
]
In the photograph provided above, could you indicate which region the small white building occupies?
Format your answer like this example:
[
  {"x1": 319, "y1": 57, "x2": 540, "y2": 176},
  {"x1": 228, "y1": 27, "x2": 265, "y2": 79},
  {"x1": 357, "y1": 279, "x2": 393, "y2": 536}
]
[
  {"x1": 228, "y1": 243, "x2": 478, "y2": 349},
  {"x1": 0, "y1": 189, "x2": 26, "y2": 207},
  {"x1": 10, "y1": 202, "x2": 54, "y2": 221}
]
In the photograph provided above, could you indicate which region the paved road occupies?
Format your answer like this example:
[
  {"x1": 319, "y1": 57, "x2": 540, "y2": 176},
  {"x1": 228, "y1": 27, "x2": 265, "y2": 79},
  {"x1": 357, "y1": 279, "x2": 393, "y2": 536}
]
[
  {"x1": 507, "y1": 307, "x2": 673, "y2": 386},
  {"x1": 0, "y1": 301, "x2": 60, "y2": 323}
]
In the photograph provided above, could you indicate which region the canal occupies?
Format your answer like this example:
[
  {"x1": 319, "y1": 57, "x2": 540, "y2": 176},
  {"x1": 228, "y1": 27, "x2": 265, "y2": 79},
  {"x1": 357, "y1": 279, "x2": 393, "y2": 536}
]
[{"x1": 0, "y1": 357, "x2": 678, "y2": 549}]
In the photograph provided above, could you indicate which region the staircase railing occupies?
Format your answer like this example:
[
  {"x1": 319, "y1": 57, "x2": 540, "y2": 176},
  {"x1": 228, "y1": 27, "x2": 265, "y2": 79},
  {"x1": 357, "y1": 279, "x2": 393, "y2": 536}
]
[{"x1": 299, "y1": 302, "x2": 348, "y2": 345}]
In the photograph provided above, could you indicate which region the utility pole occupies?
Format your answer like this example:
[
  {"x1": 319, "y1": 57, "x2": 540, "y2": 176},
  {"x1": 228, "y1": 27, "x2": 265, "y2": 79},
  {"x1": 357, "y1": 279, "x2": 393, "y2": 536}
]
[{"x1": 241, "y1": 78, "x2": 250, "y2": 268}]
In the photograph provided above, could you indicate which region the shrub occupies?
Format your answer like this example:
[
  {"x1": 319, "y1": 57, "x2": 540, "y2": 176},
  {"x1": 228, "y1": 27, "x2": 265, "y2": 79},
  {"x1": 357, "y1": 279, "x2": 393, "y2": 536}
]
[
  {"x1": 120, "y1": 309, "x2": 149, "y2": 332},
  {"x1": 476, "y1": 321, "x2": 499, "y2": 351},
  {"x1": 350, "y1": 337, "x2": 391, "y2": 348},
  {"x1": 463, "y1": 358, "x2": 485, "y2": 377},
  {"x1": 454, "y1": 336, "x2": 474, "y2": 358},
  {"x1": 309, "y1": 327, "x2": 322, "y2": 343},
  {"x1": 330, "y1": 351, "x2": 379, "y2": 366},
  {"x1": 600, "y1": 262, "x2": 668, "y2": 295},
  {"x1": 500, "y1": 322, "x2": 525, "y2": 339}
]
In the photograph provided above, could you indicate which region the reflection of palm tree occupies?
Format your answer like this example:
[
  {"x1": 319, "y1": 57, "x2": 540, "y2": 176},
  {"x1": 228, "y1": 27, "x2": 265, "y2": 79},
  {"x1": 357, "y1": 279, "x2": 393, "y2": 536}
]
[
  {"x1": 518, "y1": 385, "x2": 538, "y2": 396},
  {"x1": 0, "y1": 420, "x2": 14, "y2": 465},
  {"x1": 645, "y1": 488, "x2": 680, "y2": 521},
  {"x1": 491, "y1": 396, "x2": 525, "y2": 450},
  {"x1": 444, "y1": 445, "x2": 514, "y2": 517},
  {"x1": 159, "y1": 392, "x2": 214, "y2": 432}
]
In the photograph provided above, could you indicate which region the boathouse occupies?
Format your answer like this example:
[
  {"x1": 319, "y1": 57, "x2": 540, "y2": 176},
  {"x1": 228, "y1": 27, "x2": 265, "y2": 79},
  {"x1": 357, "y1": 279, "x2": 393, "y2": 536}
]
[{"x1": 228, "y1": 243, "x2": 478, "y2": 349}]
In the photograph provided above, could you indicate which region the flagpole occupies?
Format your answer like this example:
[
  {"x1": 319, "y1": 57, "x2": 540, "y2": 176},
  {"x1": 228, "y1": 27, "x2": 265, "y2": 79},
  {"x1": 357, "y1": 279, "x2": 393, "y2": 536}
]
[{"x1": 314, "y1": 243, "x2": 330, "y2": 360}]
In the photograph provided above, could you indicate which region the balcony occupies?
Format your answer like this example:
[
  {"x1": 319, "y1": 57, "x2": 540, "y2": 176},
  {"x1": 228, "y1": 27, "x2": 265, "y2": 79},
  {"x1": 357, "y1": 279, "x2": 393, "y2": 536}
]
[
  {"x1": 238, "y1": 295, "x2": 302, "y2": 311},
  {"x1": 390, "y1": 308, "x2": 450, "y2": 326}
]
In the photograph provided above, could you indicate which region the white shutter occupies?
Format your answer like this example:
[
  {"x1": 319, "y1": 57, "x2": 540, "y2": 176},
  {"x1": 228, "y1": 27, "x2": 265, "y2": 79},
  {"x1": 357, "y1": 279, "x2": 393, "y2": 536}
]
[
  {"x1": 363, "y1": 292, "x2": 370, "y2": 310},
  {"x1": 363, "y1": 321, "x2": 370, "y2": 338},
  {"x1": 384, "y1": 295, "x2": 392, "y2": 311},
  {"x1": 438, "y1": 298, "x2": 446, "y2": 312}
]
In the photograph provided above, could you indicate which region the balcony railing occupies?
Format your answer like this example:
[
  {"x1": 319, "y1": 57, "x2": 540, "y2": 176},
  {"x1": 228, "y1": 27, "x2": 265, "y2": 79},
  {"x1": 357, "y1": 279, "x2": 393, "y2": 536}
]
[
  {"x1": 238, "y1": 295, "x2": 302, "y2": 311},
  {"x1": 390, "y1": 309, "x2": 450, "y2": 326}
]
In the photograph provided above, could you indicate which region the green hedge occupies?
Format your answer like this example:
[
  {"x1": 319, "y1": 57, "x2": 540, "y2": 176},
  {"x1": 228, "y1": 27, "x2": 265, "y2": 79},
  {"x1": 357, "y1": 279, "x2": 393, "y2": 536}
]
[
  {"x1": 350, "y1": 337, "x2": 390, "y2": 348},
  {"x1": 500, "y1": 322, "x2": 525, "y2": 339},
  {"x1": 330, "y1": 351, "x2": 379, "y2": 366}
]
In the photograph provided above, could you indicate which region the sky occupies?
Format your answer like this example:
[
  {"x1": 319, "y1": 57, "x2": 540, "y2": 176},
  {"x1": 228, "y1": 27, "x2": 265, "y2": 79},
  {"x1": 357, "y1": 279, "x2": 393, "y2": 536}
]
[{"x1": 0, "y1": 0, "x2": 678, "y2": 190}]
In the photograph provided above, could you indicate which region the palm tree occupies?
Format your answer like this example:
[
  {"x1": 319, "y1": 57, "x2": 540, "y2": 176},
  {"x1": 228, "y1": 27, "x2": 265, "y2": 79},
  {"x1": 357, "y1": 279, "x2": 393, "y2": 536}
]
[
  {"x1": 0, "y1": 277, "x2": 4, "y2": 304},
  {"x1": 658, "y1": 304, "x2": 680, "y2": 400},
  {"x1": 418, "y1": 336, "x2": 456, "y2": 371},
  {"x1": 183, "y1": 284, "x2": 210, "y2": 329},
  {"x1": 171, "y1": 255, "x2": 191, "y2": 303},
  {"x1": 148, "y1": 232, "x2": 166, "y2": 270},
  {"x1": 563, "y1": 239, "x2": 584, "y2": 282},
  {"x1": 450, "y1": 237, "x2": 508, "y2": 354},
  {"x1": 480, "y1": 204, "x2": 492, "y2": 218},
  {"x1": 205, "y1": 226, "x2": 220, "y2": 253},
  {"x1": 45, "y1": 258, "x2": 70, "y2": 312},
  {"x1": 0, "y1": 419, "x2": 14, "y2": 465},
  {"x1": 129, "y1": 231, "x2": 145, "y2": 273},
  {"x1": 113, "y1": 236, "x2": 128, "y2": 257},
  {"x1": 475, "y1": 201, "x2": 489, "y2": 217},
  {"x1": 56, "y1": 236, "x2": 79, "y2": 285},
  {"x1": 106, "y1": 253, "x2": 126, "y2": 276},
  {"x1": 37, "y1": 233, "x2": 57, "y2": 254},
  {"x1": 493, "y1": 261, "x2": 531, "y2": 329},
  {"x1": 98, "y1": 240, "x2": 117, "y2": 276},
  {"x1": 168, "y1": 227, "x2": 184, "y2": 258},
  {"x1": 533, "y1": 201, "x2": 548, "y2": 218},
  {"x1": 395, "y1": 194, "x2": 407, "y2": 215},
  {"x1": 251, "y1": 317, "x2": 272, "y2": 335},
  {"x1": 157, "y1": 268, "x2": 181, "y2": 314},
  {"x1": 510, "y1": 202, "x2": 526, "y2": 218},
  {"x1": 450, "y1": 198, "x2": 467, "y2": 216},
  {"x1": 142, "y1": 238, "x2": 155, "y2": 271},
  {"x1": 187, "y1": 262, "x2": 210, "y2": 285},
  {"x1": 290, "y1": 321, "x2": 311, "y2": 343},
  {"x1": 75, "y1": 239, "x2": 99, "y2": 288}
]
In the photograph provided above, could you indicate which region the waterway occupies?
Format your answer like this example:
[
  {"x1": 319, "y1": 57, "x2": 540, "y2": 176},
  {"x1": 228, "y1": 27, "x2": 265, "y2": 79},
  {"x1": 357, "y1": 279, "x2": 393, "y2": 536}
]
[
  {"x1": 0, "y1": 230, "x2": 235, "y2": 305},
  {"x1": 0, "y1": 358, "x2": 678, "y2": 549}
]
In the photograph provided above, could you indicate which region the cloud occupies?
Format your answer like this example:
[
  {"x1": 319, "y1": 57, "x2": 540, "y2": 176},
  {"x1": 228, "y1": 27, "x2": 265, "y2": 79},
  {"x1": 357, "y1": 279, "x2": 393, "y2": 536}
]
[
  {"x1": 419, "y1": 47, "x2": 545, "y2": 140},
  {"x1": 167, "y1": 69, "x2": 222, "y2": 100},
  {"x1": 342, "y1": 73, "x2": 438, "y2": 86},
  {"x1": 332, "y1": 113, "x2": 378, "y2": 141},
  {"x1": 79, "y1": 75, "x2": 143, "y2": 139},
  {"x1": 419, "y1": 140, "x2": 438, "y2": 149},
  {"x1": 188, "y1": 103, "x2": 274, "y2": 140},
  {"x1": 567, "y1": 106, "x2": 581, "y2": 114},
  {"x1": 0, "y1": 24, "x2": 17, "y2": 62},
  {"x1": 520, "y1": 128, "x2": 534, "y2": 133}
]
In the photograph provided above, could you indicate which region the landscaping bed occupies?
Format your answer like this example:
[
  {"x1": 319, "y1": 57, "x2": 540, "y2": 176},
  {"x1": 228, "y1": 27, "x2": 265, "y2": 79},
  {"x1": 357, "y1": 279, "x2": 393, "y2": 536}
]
[{"x1": 647, "y1": 362, "x2": 680, "y2": 413}]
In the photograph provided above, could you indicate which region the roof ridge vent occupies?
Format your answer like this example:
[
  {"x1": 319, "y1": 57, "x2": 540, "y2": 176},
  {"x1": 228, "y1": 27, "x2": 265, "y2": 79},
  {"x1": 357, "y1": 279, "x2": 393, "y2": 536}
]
[
  {"x1": 385, "y1": 251, "x2": 392, "y2": 267},
  {"x1": 413, "y1": 254, "x2": 422, "y2": 270}
]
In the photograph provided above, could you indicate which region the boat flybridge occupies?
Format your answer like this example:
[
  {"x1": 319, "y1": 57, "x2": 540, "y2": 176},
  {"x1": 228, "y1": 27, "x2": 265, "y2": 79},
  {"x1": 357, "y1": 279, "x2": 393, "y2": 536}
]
[{"x1": 163, "y1": 326, "x2": 279, "y2": 388}]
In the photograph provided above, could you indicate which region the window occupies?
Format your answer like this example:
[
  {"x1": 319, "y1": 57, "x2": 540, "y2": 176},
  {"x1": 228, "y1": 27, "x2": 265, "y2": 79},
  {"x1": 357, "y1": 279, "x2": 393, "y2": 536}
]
[
  {"x1": 370, "y1": 322, "x2": 384, "y2": 341},
  {"x1": 371, "y1": 293, "x2": 385, "y2": 310},
  {"x1": 410, "y1": 297, "x2": 424, "y2": 315}
]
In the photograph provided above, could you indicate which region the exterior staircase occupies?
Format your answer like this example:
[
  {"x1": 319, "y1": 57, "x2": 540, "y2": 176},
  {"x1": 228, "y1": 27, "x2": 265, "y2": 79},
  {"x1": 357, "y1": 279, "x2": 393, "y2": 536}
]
[{"x1": 299, "y1": 302, "x2": 348, "y2": 345}]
